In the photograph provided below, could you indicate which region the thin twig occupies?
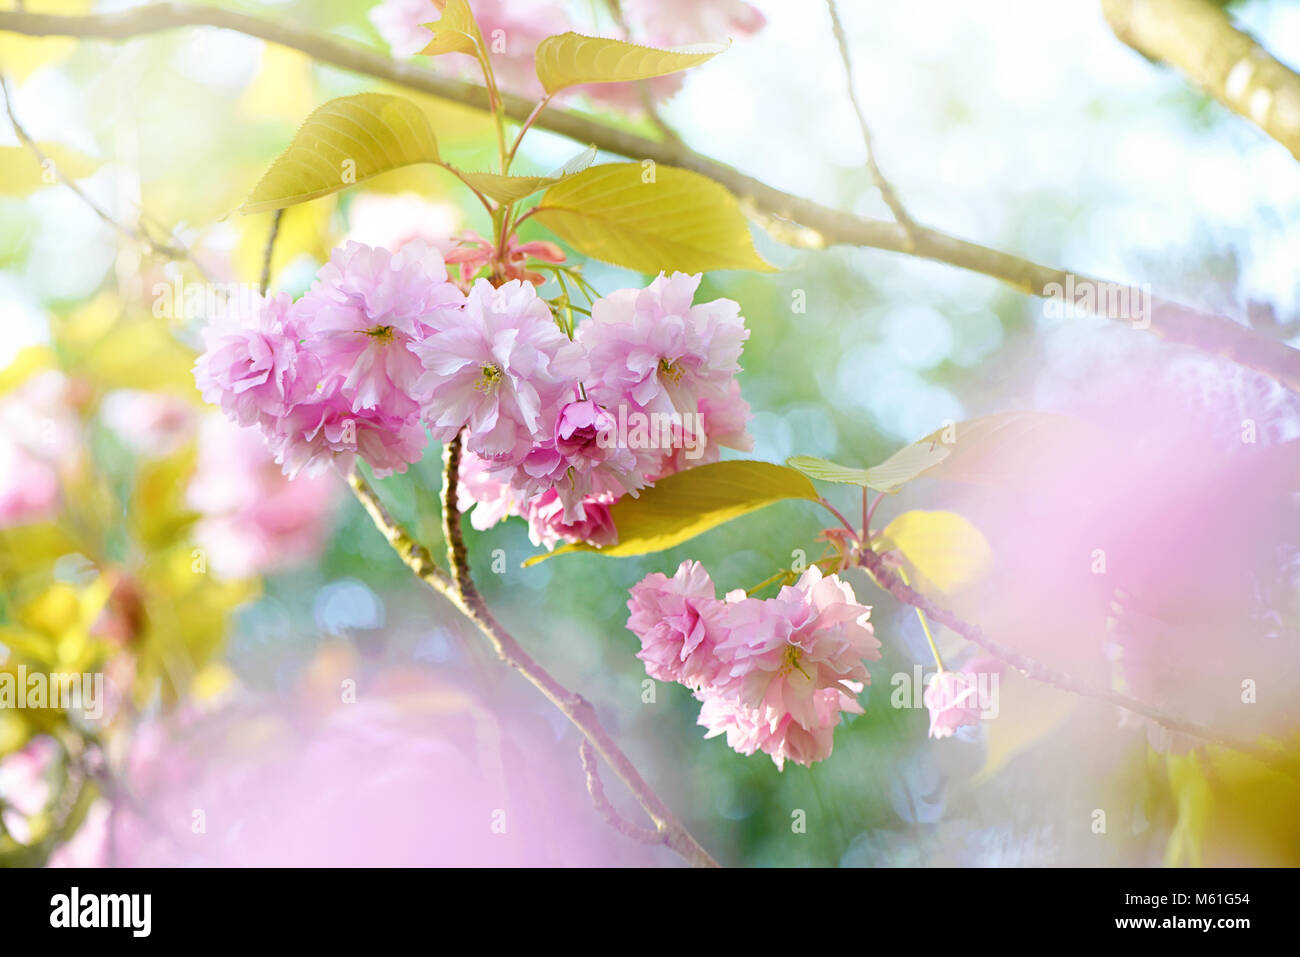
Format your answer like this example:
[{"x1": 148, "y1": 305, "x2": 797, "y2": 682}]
[
  {"x1": 579, "y1": 739, "x2": 665, "y2": 846},
  {"x1": 1, "y1": 71, "x2": 203, "y2": 270},
  {"x1": 824, "y1": 0, "x2": 918, "y2": 249},
  {"x1": 856, "y1": 546, "x2": 1300, "y2": 780},
  {"x1": 2, "y1": 4, "x2": 1298, "y2": 392},
  {"x1": 345, "y1": 451, "x2": 719, "y2": 867},
  {"x1": 259, "y1": 208, "x2": 283, "y2": 295}
]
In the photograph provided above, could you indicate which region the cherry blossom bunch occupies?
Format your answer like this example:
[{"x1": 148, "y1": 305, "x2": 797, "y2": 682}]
[
  {"x1": 194, "y1": 241, "x2": 754, "y2": 551},
  {"x1": 627, "y1": 561, "x2": 882, "y2": 770}
]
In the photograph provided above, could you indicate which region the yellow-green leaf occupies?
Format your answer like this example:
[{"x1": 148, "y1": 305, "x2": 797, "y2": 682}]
[
  {"x1": 0, "y1": 143, "x2": 100, "y2": 196},
  {"x1": 533, "y1": 162, "x2": 771, "y2": 273},
  {"x1": 448, "y1": 145, "x2": 597, "y2": 205},
  {"x1": 879, "y1": 510, "x2": 991, "y2": 593},
  {"x1": 788, "y1": 443, "x2": 951, "y2": 493},
  {"x1": 535, "y1": 32, "x2": 726, "y2": 95},
  {"x1": 420, "y1": 0, "x2": 485, "y2": 57},
  {"x1": 525, "y1": 461, "x2": 817, "y2": 565},
  {"x1": 241, "y1": 94, "x2": 441, "y2": 214}
]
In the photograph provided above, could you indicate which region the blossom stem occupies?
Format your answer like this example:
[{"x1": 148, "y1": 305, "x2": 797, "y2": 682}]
[
  {"x1": 505, "y1": 94, "x2": 553, "y2": 170},
  {"x1": 817, "y1": 497, "x2": 861, "y2": 542},
  {"x1": 896, "y1": 564, "x2": 945, "y2": 671}
]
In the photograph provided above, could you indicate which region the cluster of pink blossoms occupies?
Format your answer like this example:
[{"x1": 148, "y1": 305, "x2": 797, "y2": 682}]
[
  {"x1": 627, "y1": 561, "x2": 882, "y2": 770},
  {"x1": 196, "y1": 242, "x2": 753, "y2": 551}
]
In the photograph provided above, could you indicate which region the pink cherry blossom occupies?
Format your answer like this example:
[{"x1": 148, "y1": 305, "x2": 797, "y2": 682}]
[
  {"x1": 0, "y1": 439, "x2": 60, "y2": 528},
  {"x1": 655, "y1": 379, "x2": 754, "y2": 475},
  {"x1": 457, "y1": 447, "x2": 522, "y2": 531},
  {"x1": 456, "y1": 447, "x2": 622, "y2": 549},
  {"x1": 627, "y1": 560, "x2": 729, "y2": 689},
  {"x1": 695, "y1": 690, "x2": 846, "y2": 772},
  {"x1": 304, "y1": 241, "x2": 464, "y2": 415},
  {"x1": 268, "y1": 393, "x2": 428, "y2": 479},
  {"x1": 622, "y1": 0, "x2": 766, "y2": 45},
  {"x1": 704, "y1": 567, "x2": 880, "y2": 767},
  {"x1": 923, "y1": 669, "x2": 985, "y2": 739},
  {"x1": 523, "y1": 487, "x2": 619, "y2": 550},
  {"x1": 193, "y1": 290, "x2": 313, "y2": 428},
  {"x1": 0, "y1": 371, "x2": 85, "y2": 527},
  {"x1": 505, "y1": 398, "x2": 643, "y2": 522},
  {"x1": 187, "y1": 415, "x2": 341, "y2": 579},
  {"x1": 415, "y1": 278, "x2": 585, "y2": 464},
  {"x1": 580, "y1": 272, "x2": 748, "y2": 421}
]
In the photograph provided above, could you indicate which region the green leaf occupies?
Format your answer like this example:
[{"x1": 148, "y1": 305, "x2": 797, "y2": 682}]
[
  {"x1": 534, "y1": 33, "x2": 727, "y2": 95},
  {"x1": 788, "y1": 411, "x2": 1102, "y2": 493},
  {"x1": 533, "y1": 162, "x2": 772, "y2": 273},
  {"x1": 788, "y1": 437, "x2": 950, "y2": 492},
  {"x1": 241, "y1": 94, "x2": 441, "y2": 214},
  {"x1": 419, "y1": 0, "x2": 485, "y2": 57},
  {"x1": 0, "y1": 143, "x2": 99, "y2": 196},
  {"x1": 448, "y1": 145, "x2": 597, "y2": 205},
  {"x1": 524, "y1": 460, "x2": 817, "y2": 564},
  {"x1": 878, "y1": 510, "x2": 991, "y2": 593}
]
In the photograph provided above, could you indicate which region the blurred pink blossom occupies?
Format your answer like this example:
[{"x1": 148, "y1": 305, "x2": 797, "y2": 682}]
[{"x1": 187, "y1": 415, "x2": 340, "y2": 579}]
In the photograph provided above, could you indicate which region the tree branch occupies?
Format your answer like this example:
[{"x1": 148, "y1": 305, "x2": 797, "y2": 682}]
[
  {"x1": 578, "y1": 739, "x2": 665, "y2": 846},
  {"x1": 344, "y1": 447, "x2": 719, "y2": 867},
  {"x1": 856, "y1": 546, "x2": 1300, "y2": 780},
  {"x1": 2, "y1": 3, "x2": 1298, "y2": 393},
  {"x1": 824, "y1": 0, "x2": 917, "y2": 248},
  {"x1": 1, "y1": 70, "x2": 206, "y2": 274},
  {"x1": 1103, "y1": 0, "x2": 1300, "y2": 162}
]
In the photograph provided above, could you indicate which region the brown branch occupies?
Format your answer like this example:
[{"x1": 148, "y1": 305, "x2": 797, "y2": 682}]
[
  {"x1": 259, "y1": 208, "x2": 284, "y2": 295},
  {"x1": 856, "y1": 546, "x2": 1300, "y2": 780},
  {"x1": 579, "y1": 739, "x2": 664, "y2": 846},
  {"x1": 348, "y1": 453, "x2": 719, "y2": 867},
  {"x1": 1103, "y1": 0, "x2": 1300, "y2": 162},
  {"x1": 1, "y1": 3, "x2": 1298, "y2": 393}
]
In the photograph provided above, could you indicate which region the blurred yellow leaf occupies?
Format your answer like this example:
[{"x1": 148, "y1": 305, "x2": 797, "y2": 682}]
[
  {"x1": 73, "y1": 316, "x2": 198, "y2": 399},
  {"x1": 0, "y1": 143, "x2": 100, "y2": 196},
  {"x1": 880, "y1": 510, "x2": 992, "y2": 593},
  {"x1": 235, "y1": 198, "x2": 336, "y2": 286},
  {"x1": 0, "y1": 345, "x2": 57, "y2": 395},
  {"x1": 1163, "y1": 744, "x2": 1300, "y2": 867},
  {"x1": 239, "y1": 44, "x2": 317, "y2": 123}
]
